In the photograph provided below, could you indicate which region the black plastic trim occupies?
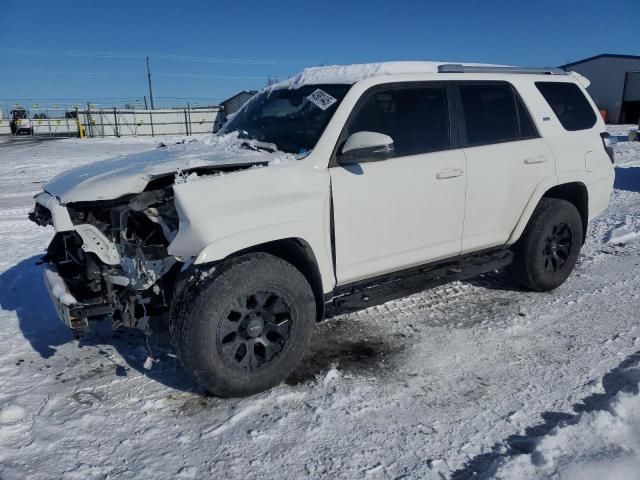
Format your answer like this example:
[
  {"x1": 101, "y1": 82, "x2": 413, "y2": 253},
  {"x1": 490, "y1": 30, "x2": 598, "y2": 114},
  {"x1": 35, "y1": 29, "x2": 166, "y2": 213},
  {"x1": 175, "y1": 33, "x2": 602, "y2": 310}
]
[{"x1": 324, "y1": 247, "x2": 513, "y2": 318}]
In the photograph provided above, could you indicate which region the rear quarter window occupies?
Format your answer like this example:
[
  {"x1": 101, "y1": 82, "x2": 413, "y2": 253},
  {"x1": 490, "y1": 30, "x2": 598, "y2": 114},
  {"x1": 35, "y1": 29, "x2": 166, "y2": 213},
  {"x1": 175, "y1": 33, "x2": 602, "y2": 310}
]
[{"x1": 535, "y1": 82, "x2": 597, "y2": 131}]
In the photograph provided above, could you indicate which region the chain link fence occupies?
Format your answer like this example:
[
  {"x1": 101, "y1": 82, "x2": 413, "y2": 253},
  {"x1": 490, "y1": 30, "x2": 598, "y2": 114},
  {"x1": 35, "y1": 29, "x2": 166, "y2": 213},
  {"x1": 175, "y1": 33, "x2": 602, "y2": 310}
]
[{"x1": 0, "y1": 102, "x2": 224, "y2": 138}]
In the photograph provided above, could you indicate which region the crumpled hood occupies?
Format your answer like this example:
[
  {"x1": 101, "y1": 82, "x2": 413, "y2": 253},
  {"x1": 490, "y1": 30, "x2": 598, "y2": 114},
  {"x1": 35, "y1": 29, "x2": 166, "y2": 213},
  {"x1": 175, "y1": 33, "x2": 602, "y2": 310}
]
[{"x1": 44, "y1": 134, "x2": 293, "y2": 204}]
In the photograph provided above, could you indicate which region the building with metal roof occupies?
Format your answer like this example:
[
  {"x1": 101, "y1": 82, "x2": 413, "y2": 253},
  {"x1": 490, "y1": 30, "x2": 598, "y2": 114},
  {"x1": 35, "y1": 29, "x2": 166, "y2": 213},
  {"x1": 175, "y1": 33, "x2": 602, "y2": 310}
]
[{"x1": 561, "y1": 54, "x2": 640, "y2": 124}]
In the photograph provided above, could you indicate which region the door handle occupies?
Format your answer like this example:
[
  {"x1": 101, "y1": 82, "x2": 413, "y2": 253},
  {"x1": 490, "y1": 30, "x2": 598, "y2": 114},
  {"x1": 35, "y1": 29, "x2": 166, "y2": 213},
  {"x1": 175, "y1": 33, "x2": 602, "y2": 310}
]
[
  {"x1": 524, "y1": 156, "x2": 548, "y2": 165},
  {"x1": 436, "y1": 168, "x2": 464, "y2": 180}
]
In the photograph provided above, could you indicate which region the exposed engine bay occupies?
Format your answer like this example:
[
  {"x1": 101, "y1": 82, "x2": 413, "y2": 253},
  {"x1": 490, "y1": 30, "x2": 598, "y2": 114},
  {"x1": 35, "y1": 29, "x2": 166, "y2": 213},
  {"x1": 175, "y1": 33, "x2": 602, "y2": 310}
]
[
  {"x1": 30, "y1": 186, "x2": 182, "y2": 331},
  {"x1": 27, "y1": 135, "x2": 295, "y2": 333}
]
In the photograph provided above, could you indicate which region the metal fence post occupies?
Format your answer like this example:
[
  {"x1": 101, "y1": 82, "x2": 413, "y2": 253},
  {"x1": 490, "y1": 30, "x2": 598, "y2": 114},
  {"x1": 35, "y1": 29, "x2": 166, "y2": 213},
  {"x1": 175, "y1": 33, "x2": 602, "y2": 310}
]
[
  {"x1": 75, "y1": 107, "x2": 82, "y2": 138},
  {"x1": 47, "y1": 109, "x2": 52, "y2": 137},
  {"x1": 184, "y1": 108, "x2": 189, "y2": 135},
  {"x1": 86, "y1": 102, "x2": 93, "y2": 137},
  {"x1": 150, "y1": 108, "x2": 155, "y2": 137},
  {"x1": 187, "y1": 102, "x2": 192, "y2": 136},
  {"x1": 113, "y1": 107, "x2": 119, "y2": 137}
]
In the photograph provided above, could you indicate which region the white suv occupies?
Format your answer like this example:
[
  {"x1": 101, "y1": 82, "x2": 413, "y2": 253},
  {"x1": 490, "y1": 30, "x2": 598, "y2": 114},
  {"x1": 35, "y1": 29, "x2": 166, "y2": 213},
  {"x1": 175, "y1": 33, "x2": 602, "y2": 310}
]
[{"x1": 30, "y1": 62, "x2": 614, "y2": 396}]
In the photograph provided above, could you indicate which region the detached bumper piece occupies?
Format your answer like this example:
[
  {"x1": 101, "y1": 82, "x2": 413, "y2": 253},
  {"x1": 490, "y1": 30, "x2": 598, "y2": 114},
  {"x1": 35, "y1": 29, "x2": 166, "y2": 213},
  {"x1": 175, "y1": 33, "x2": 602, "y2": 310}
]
[{"x1": 43, "y1": 264, "x2": 113, "y2": 330}]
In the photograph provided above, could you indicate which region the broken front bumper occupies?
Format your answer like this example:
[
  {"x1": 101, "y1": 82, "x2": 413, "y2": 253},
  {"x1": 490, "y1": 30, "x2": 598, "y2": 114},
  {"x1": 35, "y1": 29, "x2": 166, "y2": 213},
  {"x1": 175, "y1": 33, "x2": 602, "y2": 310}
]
[{"x1": 43, "y1": 264, "x2": 113, "y2": 330}]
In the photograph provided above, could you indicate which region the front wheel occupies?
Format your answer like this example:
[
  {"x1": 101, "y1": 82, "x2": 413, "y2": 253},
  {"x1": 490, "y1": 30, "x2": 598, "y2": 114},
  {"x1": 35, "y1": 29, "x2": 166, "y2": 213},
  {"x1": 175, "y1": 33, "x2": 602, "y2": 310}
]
[
  {"x1": 510, "y1": 198, "x2": 583, "y2": 292},
  {"x1": 171, "y1": 252, "x2": 316, "y2": 397}
]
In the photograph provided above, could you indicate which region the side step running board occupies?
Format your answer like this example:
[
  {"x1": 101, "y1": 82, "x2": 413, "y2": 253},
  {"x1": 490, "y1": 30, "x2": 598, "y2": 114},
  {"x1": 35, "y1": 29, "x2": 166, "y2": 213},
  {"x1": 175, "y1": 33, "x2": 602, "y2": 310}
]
[{"x1": 326, "y1": 248, "x2": 513, "y2": 317}]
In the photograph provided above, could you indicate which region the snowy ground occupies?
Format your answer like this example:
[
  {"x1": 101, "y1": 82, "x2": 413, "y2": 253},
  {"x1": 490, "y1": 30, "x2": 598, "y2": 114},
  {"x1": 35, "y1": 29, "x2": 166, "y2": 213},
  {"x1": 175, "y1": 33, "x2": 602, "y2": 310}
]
[{"x1": 0, "y1": 129, "x2": 639, "y2": 479}]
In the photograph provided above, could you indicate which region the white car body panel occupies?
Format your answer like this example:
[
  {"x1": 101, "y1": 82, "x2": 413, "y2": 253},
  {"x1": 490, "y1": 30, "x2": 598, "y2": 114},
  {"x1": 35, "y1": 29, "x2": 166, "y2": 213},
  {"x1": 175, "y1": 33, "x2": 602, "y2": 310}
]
[
  {"x1": 330, "y1": 149, "x2": 466, "y2": 285},
  {"x1": 169, "y1": 159, "x2": 336, "y2": 293},
  {"x1": 461, "y1": 137, "x2": 556, "y2": 253}
]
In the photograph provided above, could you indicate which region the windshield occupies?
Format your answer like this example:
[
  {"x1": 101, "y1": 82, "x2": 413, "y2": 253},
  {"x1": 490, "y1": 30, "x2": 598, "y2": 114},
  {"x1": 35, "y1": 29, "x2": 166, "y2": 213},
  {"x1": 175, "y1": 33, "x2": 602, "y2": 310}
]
[{"x1": 221, "y1": 84, "x2": 351, "y2": 154}]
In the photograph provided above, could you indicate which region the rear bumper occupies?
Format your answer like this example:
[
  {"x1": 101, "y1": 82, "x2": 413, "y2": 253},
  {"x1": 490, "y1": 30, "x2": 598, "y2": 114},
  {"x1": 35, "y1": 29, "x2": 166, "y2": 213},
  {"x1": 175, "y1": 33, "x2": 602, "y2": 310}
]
[{"x1": 43, "y1": 264, "x2": 113, "y2": 330}]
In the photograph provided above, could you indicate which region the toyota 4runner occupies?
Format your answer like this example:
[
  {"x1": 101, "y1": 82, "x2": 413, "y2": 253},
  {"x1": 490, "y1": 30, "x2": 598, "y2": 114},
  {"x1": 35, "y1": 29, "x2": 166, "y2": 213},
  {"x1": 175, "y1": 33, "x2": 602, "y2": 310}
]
[{"x1": 30, "y1": 62, "x2": 615, "y2": 397}]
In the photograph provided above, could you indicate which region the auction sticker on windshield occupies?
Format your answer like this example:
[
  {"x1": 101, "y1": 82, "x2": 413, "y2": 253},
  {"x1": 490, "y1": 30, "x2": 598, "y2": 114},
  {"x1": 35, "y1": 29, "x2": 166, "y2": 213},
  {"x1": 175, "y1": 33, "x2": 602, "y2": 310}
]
[{"x1": 307, "y1": 89, "x2": 337, "y2": 111}]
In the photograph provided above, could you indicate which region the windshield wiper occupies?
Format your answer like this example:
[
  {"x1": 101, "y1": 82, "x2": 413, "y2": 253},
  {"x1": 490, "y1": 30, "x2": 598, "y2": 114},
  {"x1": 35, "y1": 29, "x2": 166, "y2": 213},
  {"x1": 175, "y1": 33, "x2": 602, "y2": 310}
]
[{"x1": 240, "y1": 140, "x2": 278, "y2": 153}]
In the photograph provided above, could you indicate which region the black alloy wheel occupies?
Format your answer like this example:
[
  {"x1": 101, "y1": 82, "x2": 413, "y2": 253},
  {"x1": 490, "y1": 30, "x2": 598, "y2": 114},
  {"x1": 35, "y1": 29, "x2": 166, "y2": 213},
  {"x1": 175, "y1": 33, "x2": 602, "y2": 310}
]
[
  {"x1": 542, "y1": 223, "x2": 574, "y2": 273},
  {"x1": 218, "y1": 291, "x2": 293, "y2": 371}
]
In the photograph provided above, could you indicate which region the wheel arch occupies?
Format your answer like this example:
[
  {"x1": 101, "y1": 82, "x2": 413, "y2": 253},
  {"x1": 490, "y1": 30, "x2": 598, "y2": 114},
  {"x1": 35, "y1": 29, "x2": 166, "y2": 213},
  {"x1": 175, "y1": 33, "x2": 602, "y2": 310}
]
[
  {"x1": 542, "y1": 182, "x2": 589, "y2": 244},
  {"x1": 218, "y1": 238, "x2": 326, "y2": 322},
  {"x1": 509, "y1": 180, "x2": 589, "y2": 246}
]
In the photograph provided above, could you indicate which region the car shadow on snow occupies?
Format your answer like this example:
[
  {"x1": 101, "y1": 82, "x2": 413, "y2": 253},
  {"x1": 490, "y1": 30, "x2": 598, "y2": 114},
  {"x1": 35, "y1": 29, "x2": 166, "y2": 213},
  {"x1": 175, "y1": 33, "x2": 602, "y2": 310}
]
[
  {"x1": 614, "y1": 166, "x2": 640, "y2": 193},
  {"x1": 0, "y1": 255, "x2": 198, "y2": 392},
  {"x1": 0, "y1": 255, "x2": 398, "y2": 394},
  {"x1": 450, "y1": 349, "x2": 640, "y2": 480},
  {"x1": 0, "y1": 255, "x2": 74, "y2": 359},
  {"x1": 465, "y1": 270, "x2": 529, "y2": 293}
]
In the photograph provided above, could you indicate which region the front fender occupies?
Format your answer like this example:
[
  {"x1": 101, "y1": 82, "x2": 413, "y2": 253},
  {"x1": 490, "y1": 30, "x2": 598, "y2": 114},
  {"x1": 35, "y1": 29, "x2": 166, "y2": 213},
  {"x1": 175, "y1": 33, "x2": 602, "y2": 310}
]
[
  {"x1": 167, "y1": 161, "x2": 335, "y2": 293},
  {"x1": 193, "y1": 222, "x2": 305, "y2": 264}
]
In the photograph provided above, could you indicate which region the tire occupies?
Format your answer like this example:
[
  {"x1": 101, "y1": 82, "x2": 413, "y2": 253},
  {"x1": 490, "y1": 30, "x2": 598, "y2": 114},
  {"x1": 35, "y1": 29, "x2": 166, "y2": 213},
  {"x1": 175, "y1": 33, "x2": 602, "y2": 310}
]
[
  {"x1": 510, "y1": 198, "x2": 583, "y2": 292},
  {"x1": 171, "y1": 252, "x2": 316, "y2": 397}
]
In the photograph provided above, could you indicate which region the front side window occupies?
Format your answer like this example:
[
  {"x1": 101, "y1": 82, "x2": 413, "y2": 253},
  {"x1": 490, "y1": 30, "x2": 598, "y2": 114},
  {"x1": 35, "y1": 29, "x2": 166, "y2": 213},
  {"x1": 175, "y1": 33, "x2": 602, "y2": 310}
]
[
  {"x1": 222, "y1": 84, "x2": 351, "y2": 154},
  {"x1": 459, "y1": 83, "x2": 537, "y2": 146},
  {"x1": 535, "y1": 81, "x2": 597, "y2": 131},
  {"x1": 347, "y1": 84, "x2": 450, "y2": 157}
]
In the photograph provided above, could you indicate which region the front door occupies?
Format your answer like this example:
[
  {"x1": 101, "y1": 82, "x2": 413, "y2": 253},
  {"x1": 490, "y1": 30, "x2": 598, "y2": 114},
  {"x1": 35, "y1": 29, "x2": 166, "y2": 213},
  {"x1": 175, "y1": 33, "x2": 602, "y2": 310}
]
[{"x1": 330, "y1": 83, "x2": 467, "y2": 285}]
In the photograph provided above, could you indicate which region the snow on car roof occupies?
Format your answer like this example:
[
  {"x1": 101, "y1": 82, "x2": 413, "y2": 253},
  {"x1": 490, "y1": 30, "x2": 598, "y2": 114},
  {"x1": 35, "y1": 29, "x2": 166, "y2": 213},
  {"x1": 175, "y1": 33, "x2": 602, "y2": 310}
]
[{"x1": 273, "y1": 61, "x2": 500, "y2": 89}]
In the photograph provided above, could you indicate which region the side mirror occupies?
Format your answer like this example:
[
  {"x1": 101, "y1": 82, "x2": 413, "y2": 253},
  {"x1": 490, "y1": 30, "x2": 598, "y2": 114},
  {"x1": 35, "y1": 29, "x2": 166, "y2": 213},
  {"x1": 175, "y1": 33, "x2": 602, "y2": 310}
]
[{"x1": 338, "y1": 131, "x2": 394, "y2": 165}]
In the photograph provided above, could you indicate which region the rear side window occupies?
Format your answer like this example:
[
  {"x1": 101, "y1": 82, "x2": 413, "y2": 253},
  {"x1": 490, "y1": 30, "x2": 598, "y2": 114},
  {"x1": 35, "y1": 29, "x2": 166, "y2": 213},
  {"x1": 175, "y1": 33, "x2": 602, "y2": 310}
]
[
  {"x1": 459, "y1": 83, "x2": 538, "y2": 146},
  {"x1": 535, "y1": 82, "x2": 597, "y2": 131},
  {"x1": 348, "y1": 84, "x2": 450, "y2": 157}
]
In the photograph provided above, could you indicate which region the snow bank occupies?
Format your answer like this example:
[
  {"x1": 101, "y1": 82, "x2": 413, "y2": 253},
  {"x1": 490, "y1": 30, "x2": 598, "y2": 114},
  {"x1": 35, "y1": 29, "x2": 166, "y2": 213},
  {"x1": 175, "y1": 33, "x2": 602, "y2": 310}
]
[
  {"x1": 495, "y1": 389, "x2": 640, "y2": 480},
  {"x1": 607, "y1": 124, "x2": 639, "y2": 139}
]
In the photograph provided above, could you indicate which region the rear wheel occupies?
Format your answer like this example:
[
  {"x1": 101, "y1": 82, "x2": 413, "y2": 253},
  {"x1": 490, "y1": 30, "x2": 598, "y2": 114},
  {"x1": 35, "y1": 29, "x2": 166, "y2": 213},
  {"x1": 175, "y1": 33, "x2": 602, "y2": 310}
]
[
  {"x1": 171, "y1": 252, "x2": 315, "y2": 397},
  {"x1": 510, "y1": 198, "x2": 583, "y2": 292}
]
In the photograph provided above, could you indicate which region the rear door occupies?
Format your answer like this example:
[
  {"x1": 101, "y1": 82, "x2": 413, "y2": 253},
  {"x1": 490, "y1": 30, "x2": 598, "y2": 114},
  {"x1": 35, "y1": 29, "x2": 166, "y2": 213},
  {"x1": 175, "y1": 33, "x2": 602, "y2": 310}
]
[
  {"x1": 330, "y1": 83, "x2": 467, "y2": 285},
  {"x1": 454, "y1": 81, "x2": 556, "y2": 253}
]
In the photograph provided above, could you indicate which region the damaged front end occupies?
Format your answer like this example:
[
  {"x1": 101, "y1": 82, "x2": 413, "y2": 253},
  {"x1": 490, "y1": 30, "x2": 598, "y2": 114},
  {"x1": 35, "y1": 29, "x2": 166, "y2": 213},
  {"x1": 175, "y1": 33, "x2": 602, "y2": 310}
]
[{"x1": 30, "y1": 186, "x2": 181, "y2": 332}]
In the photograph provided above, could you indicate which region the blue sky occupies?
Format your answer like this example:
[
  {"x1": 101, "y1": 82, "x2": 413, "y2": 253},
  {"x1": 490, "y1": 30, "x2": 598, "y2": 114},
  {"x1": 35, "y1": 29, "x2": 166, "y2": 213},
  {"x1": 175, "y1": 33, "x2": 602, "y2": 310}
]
[{"x1": 0, "y1": 0, "x2": 637, "y2": 109}]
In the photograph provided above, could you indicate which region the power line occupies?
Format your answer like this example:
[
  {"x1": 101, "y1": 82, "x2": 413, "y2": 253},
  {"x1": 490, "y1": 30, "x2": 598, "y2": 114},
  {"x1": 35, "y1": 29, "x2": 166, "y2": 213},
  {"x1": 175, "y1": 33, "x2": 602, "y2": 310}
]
[
  {"x1": 0, "y1": 69, "x2": 286, "y2": 79},
  {"x1": 0, "y1": 47, "x2": 307, "y2": 66},
  {"x1": 0, "y1": 70, "x2": 143, "y2": 76}
]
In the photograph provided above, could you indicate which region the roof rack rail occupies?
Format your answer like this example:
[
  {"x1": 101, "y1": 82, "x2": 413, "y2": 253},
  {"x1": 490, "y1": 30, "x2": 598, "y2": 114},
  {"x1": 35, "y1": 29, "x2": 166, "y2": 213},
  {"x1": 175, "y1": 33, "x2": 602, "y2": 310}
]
[{"x1": 438, "y1": 64, "x2": 568, "y2": 75}]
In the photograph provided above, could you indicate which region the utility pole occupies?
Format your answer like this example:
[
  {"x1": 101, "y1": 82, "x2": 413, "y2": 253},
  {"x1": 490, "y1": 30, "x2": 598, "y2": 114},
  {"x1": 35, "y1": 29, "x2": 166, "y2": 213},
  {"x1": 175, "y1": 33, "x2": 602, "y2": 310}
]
[{"x1": 146, "y1": 56, "x2": 155, "y2": 110}]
